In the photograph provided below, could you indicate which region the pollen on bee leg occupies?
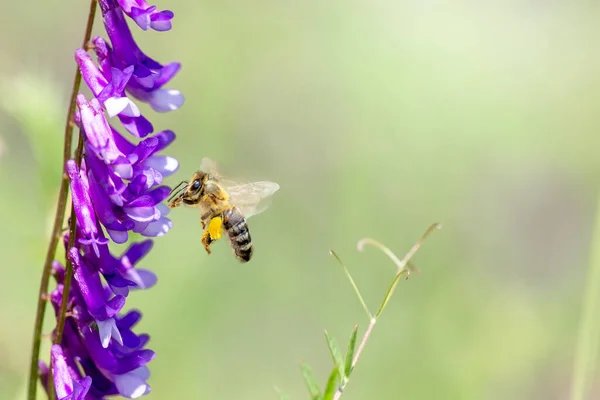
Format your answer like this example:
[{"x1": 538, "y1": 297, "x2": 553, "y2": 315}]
[
  {"x1": 201, "y1": 230, "x2": 212, "y2": 254},
  {"x1": 208, "y1": 217, "x2": 223, "y2": 240}
]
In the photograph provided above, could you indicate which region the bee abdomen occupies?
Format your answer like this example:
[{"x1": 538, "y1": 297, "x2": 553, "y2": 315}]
[{"x1": 222, "y1": 207, "x2": 253, "y2": 262}]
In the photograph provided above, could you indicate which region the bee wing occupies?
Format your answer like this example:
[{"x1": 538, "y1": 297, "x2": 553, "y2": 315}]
[
  {"x1": 223, "y1": 181, "x2": 280, "y2": 219},
  {"x1": 200, "y1": 158, "x2": 279, "y2": 218},
  {"x1": 200, "y1": 157, "x2": 221, "y2": 176}
]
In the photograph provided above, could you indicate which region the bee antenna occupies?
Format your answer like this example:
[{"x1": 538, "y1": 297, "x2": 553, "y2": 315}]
[
  {"x1": 167, "y1": 180, "x2": 188, "y2": 204},
  {"x1": 169, "y1": 180, "x2": 189, "y2": 194}
]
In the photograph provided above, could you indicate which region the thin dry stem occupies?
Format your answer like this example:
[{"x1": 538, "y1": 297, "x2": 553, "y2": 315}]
[
  {"x1": 357, "y1": 223, "x2": 442, "y2": 274},
  {"x1": 330, "y1": 250, "x2": 373, "y2": 320},
  {"x1": 332, "y1": 223, "x2": 442, "y2": 399}
]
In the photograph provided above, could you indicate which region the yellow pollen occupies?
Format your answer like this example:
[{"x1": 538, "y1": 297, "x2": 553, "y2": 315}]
[{"x1": 208, "y1": 216, "x2": 223, "y2": 240}]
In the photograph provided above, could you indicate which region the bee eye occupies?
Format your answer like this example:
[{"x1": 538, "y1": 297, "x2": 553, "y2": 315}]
[{"x1": 190, "y1": 179, "x2": 202, "y2": 192}]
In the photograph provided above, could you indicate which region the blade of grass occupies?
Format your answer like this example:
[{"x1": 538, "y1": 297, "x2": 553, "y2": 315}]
[
  {"x1": 324, "y1": 330, "x2": 345, "y2": 380},
  {"x1": 571, "y1": 194, "x2": 600, "y2": 400},
  {"x1": 274, "y1": 386, "x2": 291, "y2": 400},
  {"x1": 375, "y1": 270, "x2": 408, "y2": 318},
  {"x1": 301, "y1": 362, "x2": 321, "y2": 400},
  {"x1": 322, "y1": 368, "x2": 340, "y2": 400},
  {"x1": 344, "y1": 325, "x2": 359, "y2": 378}
]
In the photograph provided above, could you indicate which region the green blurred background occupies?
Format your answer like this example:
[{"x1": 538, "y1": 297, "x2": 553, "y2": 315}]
[{"x1": 2, "y1": 1, "x2": 600, "y2": 399}]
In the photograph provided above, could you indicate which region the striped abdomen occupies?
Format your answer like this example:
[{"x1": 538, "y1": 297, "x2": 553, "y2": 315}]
[{"x1": 222, "y1": 207, "x2": 253, "y2": 262}]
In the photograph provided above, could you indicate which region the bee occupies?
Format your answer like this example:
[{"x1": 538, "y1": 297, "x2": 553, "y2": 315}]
[{"x1": 167, "y1": 158, "x2": 280, "y2": 262}]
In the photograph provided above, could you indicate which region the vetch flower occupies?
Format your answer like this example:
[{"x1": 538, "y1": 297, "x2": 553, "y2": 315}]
[
  {"x1": 76, "y1": 48, "x2": 154, "y2": 137},
  {"x1": 48, "y1": 280, "x2": 154, "y2": 398},
  {"x1": 93, "y1": 33, "x2": 184, "y2": 113},
  {"x1": 50, "y1": 345, "x2": 93, "y2": 400},
  {"x1": 81, "y1": 234, "x2": 158, "y2": 296},
  {"x1": 116, "y1": 0, "x2": 174, "y2": 31},
  {"x1": 76, "y1": 49, "x2": 137, "y2": 118},
  {"x1": 94, "y1": 3, "x2": 184, "y2": 113},
  {"x1": 41, "y1": 0, "x2": 182, "y2": 397},
  {"x1": 69, "y1": 247, "x2": 126, "y2": 339},
  {"x1": 67, "y1": 159, "x2": 109, "y2": 257},
  {"x1": 75, "y1": 92, "x2": 177, "y2": 243}
]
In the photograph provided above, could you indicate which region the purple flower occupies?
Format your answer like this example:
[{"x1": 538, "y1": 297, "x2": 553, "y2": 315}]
[
  {"x1": 48, "y1": 281, "x2": 154, "y2": 398},
  {"x1": 43, "y1": 0, "x2": 181, "y2": 397},
  {"x1": 116, "y1": 0, "x2": 174, "y2": 31},
  {"x1": 93, "y1": 33, "x2": 183, "y2": 113},
  {"x1": 75, "y1": 93, "x2": 177, "y2": 243},
  {"x1": 50, "y1": 345, "x2": 93, "y2": 400},
  {"x1": 67, "y1": 160, "x2": 109, "y2": 257},
  {"x1": 83, "y1": 236, "x2": 158, "y2": 296},
  {"x1": 76, "y1": 48, "x2": 154, "y2": 137},
  {"x1": 94, "y1": 1, "x2": 183, "y2": 113},
  {"x1": 70, "y1": 248, "x2": 126, "y2": 333}
]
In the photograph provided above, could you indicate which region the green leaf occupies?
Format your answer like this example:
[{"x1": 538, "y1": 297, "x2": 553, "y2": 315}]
[
  {"x1": 322, "y1": 367, "x2": 340, "y2": 400},
  {"x1": 375, "y1": 271, "x2": 406, "y2": 318},
  {"x1": 571, "y1": 192, "x2": 600, "y2": 400},
  {"x1": 344, "y1": 324, "x2": 359, "y2": 377},
  {"x1": 300, "y1": 362, "x2": 321, "y2": 400},
  {"x1": 274, "y1": 386, "x2": 291, "y2": 400},
  {"x1": 324, "y1": 330, "x2": 345, "y2": 379}
]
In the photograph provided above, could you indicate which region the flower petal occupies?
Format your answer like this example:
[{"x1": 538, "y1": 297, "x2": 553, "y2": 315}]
[
  {"x1": 51, "y1": 345, "x2": 74, "y2": 399},
  {"x1": 140, "y1": 215, "x2": 172, "y2": 237},
  {"x1": 107, "y1": 229, "x2": 129, "y2": 244},
  {"x1": 97, "y1": 318, "x2": 124, "y2": 348},
  {"x1": 71, "y1": 376, "x2": 92, "y2": 400},
  {"x1": 147, "y1": 88, "x2": 185, "y2": 112},
  {"x1": 143, "y1": 155, "x2": 178, "y2": 177},
  {"x1": 104, "y1": 97, "x2": 140, "y2": 118},
  {"x1": 126, "y1": 269, "x2": 157, "y2": 290},
  {"x1": 118, "y1": 114, "x2": 154, "y2": 138},
  {"x1": 113, "y1": 369, "x2": 151, "y2": 398}
]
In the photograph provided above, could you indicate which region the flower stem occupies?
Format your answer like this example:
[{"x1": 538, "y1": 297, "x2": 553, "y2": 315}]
[
  {"x1": 571, "y1": 191, "x2": 600, "y2": 400},
  {"x1": 331, "y1": 224, "x2": 442, "y2": 399},
  {"x1": 47, "y1": 135, "x2": 85, "y2": 400},
  {"x1": 55, "y1": 136, "x2": 85, "y2": 345},
  {"x1": 26, "y1": 2, "x2": 97, "y2": 399}
]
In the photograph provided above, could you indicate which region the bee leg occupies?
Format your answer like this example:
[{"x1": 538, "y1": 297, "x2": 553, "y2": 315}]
[
  {"x1": 201, "y1": 229, "x2": 213, "y2": 255},
  {"x1": 168, "y1": 198, "x2": 182, "y2": 208},
  {"x1": 200, "y1": 211, "x2": 212, "y2": 230}
]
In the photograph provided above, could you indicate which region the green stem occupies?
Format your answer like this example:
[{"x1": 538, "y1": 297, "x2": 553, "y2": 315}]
[
  {"x1": 332, "y1": 224, "x2": 442, "y2": 399},
  {"x1": 330, "y1": 250, "x2": 373, "y2": 320},
  {"x1": 55, "y1": 136, "x2": 84, "y2": 345},
  {"x1": 571, "y1": 192, "x2": 600, "y2": 400},
  {"x1": 26, "y1": 2, "x2": 97, "y2": 399}
]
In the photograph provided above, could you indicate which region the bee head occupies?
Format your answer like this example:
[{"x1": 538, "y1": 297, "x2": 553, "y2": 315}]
[
  {"x1": 187, "y1": 172, "x2": 205, "y2": 196},
  {"x1": 167, "y1": 172, "x2": 205, "y2": 208}
]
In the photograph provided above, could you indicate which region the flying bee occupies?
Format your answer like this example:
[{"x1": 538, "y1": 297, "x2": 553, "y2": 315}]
[{"x1": 167, "y1": 158, "x2": 280, "y2": 262}]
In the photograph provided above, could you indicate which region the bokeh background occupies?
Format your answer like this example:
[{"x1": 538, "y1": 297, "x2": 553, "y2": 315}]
[{"x1": 2, "y1": 1, "x2": 600, "y2": 399}]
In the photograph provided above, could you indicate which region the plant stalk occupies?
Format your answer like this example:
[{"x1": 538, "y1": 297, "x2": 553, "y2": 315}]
[{"x1": 26, "y1": 2, "x2": 97, "y2": 398}]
